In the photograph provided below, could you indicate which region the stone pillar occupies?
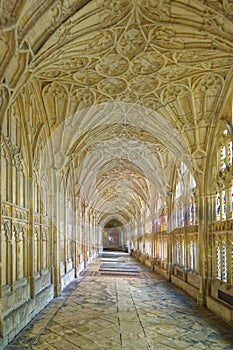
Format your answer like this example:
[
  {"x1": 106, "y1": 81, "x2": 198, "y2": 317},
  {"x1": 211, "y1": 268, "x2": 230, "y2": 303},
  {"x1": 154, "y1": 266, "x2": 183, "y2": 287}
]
[
  {"x1": 0, "y1": 86, "x2": 10, "y2": 299},
  {"x1": 0, "y1": 133, "x2": 3, "y2": 350},
  {"x1": 52, "y1": 176, "x2": 62, "y2": 297},
  {"x1": 198, "y1": 192, "x2": 212, "y2": 306},
  {"x1": 166, "y1": 192, "x2": 173, "y2": 282},
  {"x1": 28, "y1": 174, "x2": 36, "y2": 298},
  {"x1": 64, "y1": 192, "x2": 68, "y2": 273},
  {"x1": 74, "y1": 195, "x2": 79, "y2": 277},
  {"x1": 81, "y1": 200, "x2": 88, "y2": 267},
  {"x1": 88, "y1": 208, "x2": 93, "y2": 260}
]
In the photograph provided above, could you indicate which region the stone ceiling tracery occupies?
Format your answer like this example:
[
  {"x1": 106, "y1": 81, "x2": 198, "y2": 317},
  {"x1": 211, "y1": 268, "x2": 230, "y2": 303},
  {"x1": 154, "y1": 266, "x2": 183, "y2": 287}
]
[{"x1": 1, "y1": 0, "x2": 233, "y2": 226}]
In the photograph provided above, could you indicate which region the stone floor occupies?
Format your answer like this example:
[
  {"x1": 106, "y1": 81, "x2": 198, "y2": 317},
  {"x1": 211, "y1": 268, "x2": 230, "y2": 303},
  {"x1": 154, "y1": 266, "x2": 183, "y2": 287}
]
[{"x1": 5, "y1": 252, "x2": 233, "y2": 350}]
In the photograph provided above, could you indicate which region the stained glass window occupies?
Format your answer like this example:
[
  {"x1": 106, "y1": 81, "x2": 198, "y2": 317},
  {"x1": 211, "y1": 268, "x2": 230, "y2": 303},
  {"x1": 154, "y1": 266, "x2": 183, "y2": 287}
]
[
  {"x1": 176, "y1": 240, "x2": 180, "y2": 264},
  {"x1": 189, "y1": 202, "x2": 193, "y2": 225},
  {"x1": 222, "y1": 190, "x2": 226, "y2": 220},
  {"x1": 181, "y1": 240, "x2": 185, "y2": 266},
  {"x1": 193, "y1": 241, "x2": 197, "y2": 271},
  {"x1": 217, "y1": 242, "x2": 221, "y2": 279},
  {"x1": 216, "y1": 192, "x2": 221, "y2": 221},
  {"x1": 189, "y1": 240, "x2": 194, "y2": 269},
  {"x1": 222, "y1": 242, "x2": 227, "y2": 282},
  {"x1": 227, "y1": 141, "x2": 233, "y2": 164},
  {"x1": 221, "y1": 145, "x2": 227, "y2": 169}
]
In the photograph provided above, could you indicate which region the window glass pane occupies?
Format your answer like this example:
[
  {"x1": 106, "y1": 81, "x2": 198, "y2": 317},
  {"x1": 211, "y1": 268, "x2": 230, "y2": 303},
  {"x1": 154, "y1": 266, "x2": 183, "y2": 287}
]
[{"x1": 221, "y1": 145, "x2": 227, "y2": 169}]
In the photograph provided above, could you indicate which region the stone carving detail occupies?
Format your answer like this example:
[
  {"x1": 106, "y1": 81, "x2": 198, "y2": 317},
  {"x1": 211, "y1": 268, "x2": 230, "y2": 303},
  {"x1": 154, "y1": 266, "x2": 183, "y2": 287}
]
[
  {"x1": 96, "y1": 54, "x2": 128, "y2": 76},
  {"x1": 100, "y1": 0, "x2": 131, "y2": 25},
  {"x1": 222, "y1": 0, "x2": 233, "y2": 15},
  {"x1": 149, "y1": 26, "x2": 185, "y2": 50},
  {"x1": 70, "y1": 88, "x2": 95, "y2": 112},
  {"x1": 0, "y1": 0, "x2": 18, "y2": 27},
  {"x1": 193, "y1": 74, "x2": 224, "y2": 94},
  {"x1": 73, "y1": 71, "x2": 102, "y2": 86},
  {"x1": 139, "y1": 0, "x2": 170, "y2": 20},
  {"x1": 192, "y1": 74, "x2": 224, "y2": 122},
  {"x1": 131, "y1": 52, "x2": 165, "y2": 75},
  {"x1": 0, "y1": 36, "x2": 10, "y2": 70},
  {"x1": 98, "y1": 78, "x2": 127, "y2": 95},
  {"x1": 158, "y1": 65, "x2": 193, "y2": 82},
  {"x1": 42, "y1": 82, "x2": 68, "y2": 126},
  {"x1": 117, "y1": 27, "x2": 146, "y2": 59},
  {"x1": 129, "y1": 76, "x2": 157, "y2": 94},
  {"x1": 161, "y1": 84, "x2": 190, "y2": 105},
  {"x1": 0, "y1": 85, "x2": 9, "y2": 119},
  {"x1": 80, "y1": 30, "x2": 114, "y2": 55},
  {"x1": 115, "y1": 91, "x2": 138, "y2": 103},
  {"x1": 61, "y1": 57, "x2": 89, "y2": 71},
  {"x1": 39, "y1": 70, "x2": 63, "y2": 79},
  {"x1": 139, "y1": 96, "x2": 162, "y2": 111}
]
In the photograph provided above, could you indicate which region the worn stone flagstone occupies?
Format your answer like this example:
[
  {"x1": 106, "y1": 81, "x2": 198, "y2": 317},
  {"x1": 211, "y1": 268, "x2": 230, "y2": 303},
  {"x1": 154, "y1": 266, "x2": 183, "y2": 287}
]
[{"x1": 5, "y1": 253, "x2": 233, "y2": 350}]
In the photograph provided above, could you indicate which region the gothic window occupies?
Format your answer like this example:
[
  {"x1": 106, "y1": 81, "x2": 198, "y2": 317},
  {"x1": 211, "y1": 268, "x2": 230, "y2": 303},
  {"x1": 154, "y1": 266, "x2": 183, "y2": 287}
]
[
  {"x1": 2, "y1": 224, "x2": 10, "y2": 286},
  {"x1": 163, "y1": 240, "x2": 167, "y2": 260},
  {"x1": 175, "y1": 240, "x2": 180, "y2": 264},
  {"x1": 222, "y1": 242, "x2": 227, "y2": 282},
  {"x1": 189, "y1": 240, "x2": 194, "y2": 270},
  {"x1": 216, "y1": 241, "x2": 221, "y2": 280},
  {"x1": 193, "y1": 241, "x2": 197, "y2": 271},
  {"x1": 158, "y1": 238, "x2": 162, "y2": 259},
  {"x1": 11, "y1": 110, "x2": 18, "y2": 146},
  {"x1": 216, "y1": 192, "x2": 221, "y2": 221},
  {"x1": 220, "y1": 144, "x2": 227, "y2": 170},
  {"x1": 19, "y1": 167, "x2": 26, "y2": 208},
  {"x1": 222, "y1": 190, "x2": 226, "y2": 220},
  {"x1": 1, "y1": 154, "x2": 8, "y2": 202},
  {"x1": 227, "y1": 141, "x2": 233, "y2": 165},
  {"x1": 12, "y1": 164, "x2": 17, "y2": 204},
  {"x1": 34, "y1": 229, "x2": 40, "y2": 273},
  {"x1": 175, "y1": 206, "x2": 179, "y2": 228},
  {"x1": 34, "y1": 180, "x2": 39, "y2": 213},
  {"x1": 16, "y1": 230, "x2": 24, "y2": 280},
  {"x1": 22, "y1": 229, "x2": 28, "y2": 279},
  {"x1": 181, "y1": 240, "x2": 185, "y2": 266},
  {"x1": 42, "y1": 229, "x2": 48, "y2": 269},
  {"x1": 12, "y1": 227, "x2": 17, "y2": 283},
  {"x1": 216, "y1": 238, "x2": 228, "y2": 282},
  {"x1": 188, "y1": 202, "x2": 193, "y2": 225},
  {"x1": 41, "y1": 180, "x2": 48, "y2": 216}
]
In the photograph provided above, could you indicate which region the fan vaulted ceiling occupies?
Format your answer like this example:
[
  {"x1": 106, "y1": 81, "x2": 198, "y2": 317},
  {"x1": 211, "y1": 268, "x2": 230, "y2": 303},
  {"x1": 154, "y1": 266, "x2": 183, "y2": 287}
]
[{"x1": 1, "y1": 0, "x2": 233, "y2": 226}]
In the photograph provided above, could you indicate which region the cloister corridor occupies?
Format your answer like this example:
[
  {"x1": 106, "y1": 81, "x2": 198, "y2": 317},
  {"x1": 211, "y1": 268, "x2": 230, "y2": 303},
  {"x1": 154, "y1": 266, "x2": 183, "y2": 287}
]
[
  {"x1": 2, "y1": 1, "x2": 233, "y2": 347},
  {"x1": 5, "y1": 252, "x2": 233, "y2": 350}
]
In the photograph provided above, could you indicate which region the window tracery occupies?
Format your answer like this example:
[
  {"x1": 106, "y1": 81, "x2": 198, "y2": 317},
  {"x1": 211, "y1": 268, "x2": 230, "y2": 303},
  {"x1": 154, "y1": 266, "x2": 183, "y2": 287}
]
[
  {"x1": 215, "y1": 236, "x2": 230, "y2": 283},
  {"x1": 215, "y1": 130, "x2": 233, "y2": 221}
]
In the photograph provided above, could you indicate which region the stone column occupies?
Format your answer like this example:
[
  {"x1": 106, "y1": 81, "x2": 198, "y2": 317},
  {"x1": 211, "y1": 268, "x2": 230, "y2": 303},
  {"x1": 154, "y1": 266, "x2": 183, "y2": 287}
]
[
  {"x1": 52, "y1": 174, "x2": 62, "y2": 297},
  {"x1": 198, "y1": 192, "x2": 212, "y2": 306},
  {"x1": 0, "y1": 85, "x2": 10, "y2": 350},
  {"x1": 81, "y1": 200, "x2": 88, "y2": 267},
  {"x1": 28, "y1": 174, "x2": 36, "y2": 298},
  {"x1": 0, "y1": 86, "x2": 10, "y2": 299},
  {"x1": 166, "y1": 192, "x2": 173, "y2": 282},
  {"x1": 64, "y1": 193, "x2": 68, "y2": 273}
]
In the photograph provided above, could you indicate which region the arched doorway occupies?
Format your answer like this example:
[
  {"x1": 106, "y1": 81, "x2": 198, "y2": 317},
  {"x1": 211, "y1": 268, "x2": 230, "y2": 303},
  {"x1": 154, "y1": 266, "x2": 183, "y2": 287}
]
[{"x1": 103, "y1": 219, "x2": 127, "y2": 251}]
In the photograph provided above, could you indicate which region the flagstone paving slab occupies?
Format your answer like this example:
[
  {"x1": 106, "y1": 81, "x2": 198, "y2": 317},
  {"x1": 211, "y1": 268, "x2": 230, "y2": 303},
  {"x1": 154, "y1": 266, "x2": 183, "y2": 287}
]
[{"x1": 5, "y1": 252, "x2": 233, "y2": 349}]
